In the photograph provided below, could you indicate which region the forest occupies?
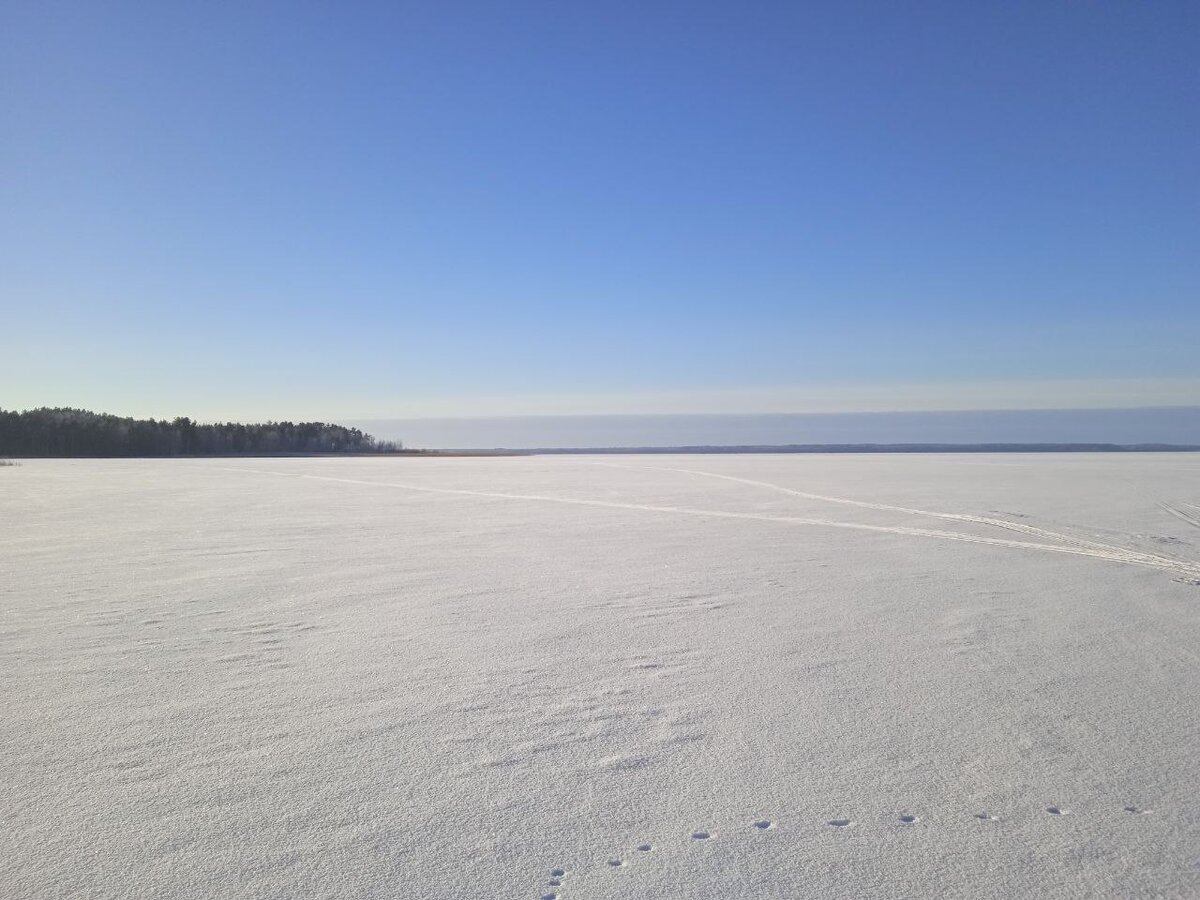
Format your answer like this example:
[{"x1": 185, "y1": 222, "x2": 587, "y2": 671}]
[{"x1": 0, "y1": 408, "x2": 400, "y2": 457}]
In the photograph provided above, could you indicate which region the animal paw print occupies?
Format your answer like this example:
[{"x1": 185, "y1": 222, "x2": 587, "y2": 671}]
[{"x1": 532, "y1": 800, "x2": 1149, "y2": 895}]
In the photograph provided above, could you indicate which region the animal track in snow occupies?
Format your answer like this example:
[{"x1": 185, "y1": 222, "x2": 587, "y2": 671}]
[{"x1": 531, "y1": 802, "x2": 1152, "y2": 894}]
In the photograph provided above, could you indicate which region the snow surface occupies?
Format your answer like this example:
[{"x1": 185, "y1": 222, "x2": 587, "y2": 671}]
[{"x1": 2, "y1": 454, "x2": 1199, "y2": 899}]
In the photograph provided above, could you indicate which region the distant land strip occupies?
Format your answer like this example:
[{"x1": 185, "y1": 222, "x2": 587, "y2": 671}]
[
  {"x1": 0, "y1": 407, "x2": 402, "y2": 457},
  {"x1": 5, "y1": 408, "x2": 1200, "y2": 458},
  {"x1": 521, "y1": 443, "x2": 1200, "y2": 454}
]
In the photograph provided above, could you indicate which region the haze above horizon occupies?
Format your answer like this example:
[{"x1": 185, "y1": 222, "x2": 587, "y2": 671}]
[{"x1": 3, "y1": 2, "x2": 1197, "y2": 421}]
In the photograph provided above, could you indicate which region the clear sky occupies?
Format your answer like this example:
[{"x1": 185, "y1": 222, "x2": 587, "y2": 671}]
[{"x1": 2, "y1": 1, "x2": 1197, "y2": 421}]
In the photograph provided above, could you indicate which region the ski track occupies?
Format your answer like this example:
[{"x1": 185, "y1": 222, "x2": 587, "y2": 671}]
[
  {"x1": 592, "y1": 461, "x2": 1180, "y2": 561},
  {"x1": 218, "y1": 468, "x2": 1200, "y2": 581},
  {"x1": 1159, "y1": 502, "x2": 1200, "y2": 530}
]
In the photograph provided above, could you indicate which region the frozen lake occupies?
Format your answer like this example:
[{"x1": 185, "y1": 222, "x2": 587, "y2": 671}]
[{"x1": 3, "y1": 454, "x2": 1200, "y2": 898}]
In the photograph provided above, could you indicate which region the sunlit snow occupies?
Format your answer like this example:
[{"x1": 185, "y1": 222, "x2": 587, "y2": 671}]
[{"x1": 3, "y1": 454, "x2": 1198, "y2": 898}]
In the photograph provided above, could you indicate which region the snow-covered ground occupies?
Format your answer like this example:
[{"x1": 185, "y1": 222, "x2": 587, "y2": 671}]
[{"x1": 3, "y1": 454, "x2": 1199, "y2": 899}]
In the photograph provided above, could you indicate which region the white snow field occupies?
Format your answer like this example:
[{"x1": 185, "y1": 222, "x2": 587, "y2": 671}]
[{"x1": 3, "y1": 454, "x2": 1200, "y2": 900}]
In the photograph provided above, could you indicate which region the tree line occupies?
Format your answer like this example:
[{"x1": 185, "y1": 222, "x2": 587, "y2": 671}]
[{"x1": 0, "y1": 408, "x2": 401, "y2": 457}]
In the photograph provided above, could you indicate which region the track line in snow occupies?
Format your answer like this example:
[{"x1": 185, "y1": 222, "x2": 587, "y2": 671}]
[
  {"x1": 592, "y1": 461, "x2": 1200, "y2": 578},
  {"x1": 537, "y1": 802, "x2": 1155, "y2": 892},
  {"x1": 1160, "y1": 502, "x2": 1200, "y2": 530},
  {"x1": 216, "y1": 467, "x2": 1200, "y2": 581},
  {"x1": 590, "y1": 461, "x2": 1162, "y2": 558}
]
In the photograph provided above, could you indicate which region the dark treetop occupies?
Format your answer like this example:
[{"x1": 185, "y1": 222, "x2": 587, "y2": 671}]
[{"x1": 0, "y1": 408, "x2": 399, "y2": 457}]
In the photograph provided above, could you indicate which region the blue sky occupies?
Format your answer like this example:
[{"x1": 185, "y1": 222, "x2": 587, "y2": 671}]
[{"x1": 2, "y1": 1, "x2": 1197, "y2": 420}]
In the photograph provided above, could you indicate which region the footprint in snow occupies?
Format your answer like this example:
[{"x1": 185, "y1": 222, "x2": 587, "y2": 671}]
[{"x1": 538, "y1": 801, "x2": 1156, "y2": 893}]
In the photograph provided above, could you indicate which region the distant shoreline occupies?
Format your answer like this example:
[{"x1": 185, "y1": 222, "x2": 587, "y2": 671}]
[
  {"x1": 6, "y1": 444, "x2": 1200, "y2": 459},
  {"x1": 353, "y1": 407, "x2": 1200, "y2": 450},
  {"x1": 0, "y1": 450, "x2": 526, "y2": 459},
  {"x1": 519, "y1": 443, "x2": 1200, "y2": 454}
]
